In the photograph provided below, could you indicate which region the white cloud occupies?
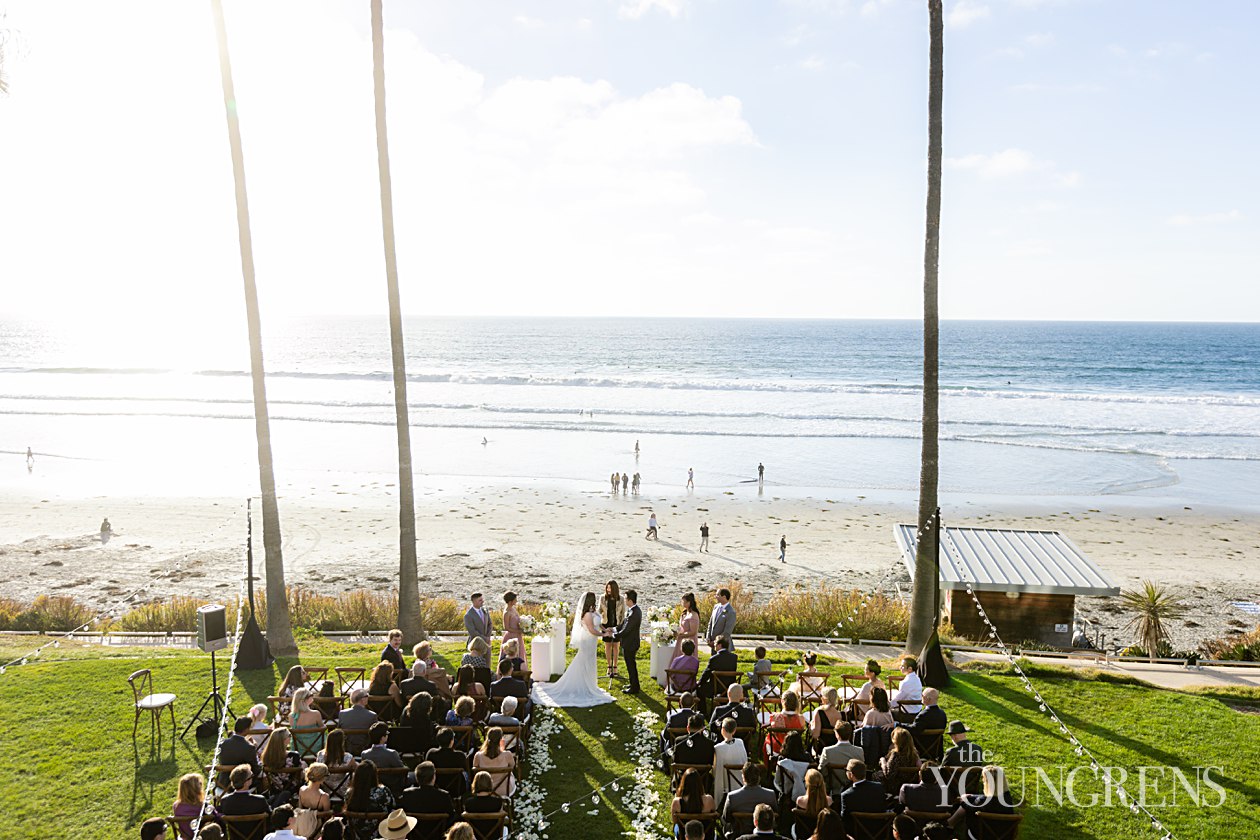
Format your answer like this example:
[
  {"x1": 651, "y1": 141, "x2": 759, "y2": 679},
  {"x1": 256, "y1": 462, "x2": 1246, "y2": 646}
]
[
  {"x1": 1166, "y1": 210, "x2": 1241, "y2": 227},
  {"x1": 992, "y1": 47, "x2": 1024, "y2": 60},
  {"x1": 860, "y1": 0, "x2": 896, "y2": 18},
  {"x1": 947, "y1": 0, "x2": 990, "y2": 29},
  {"x1": 780, "y1": 23, "x2": 814, "y2": 47},
  {"x1": 513, "y1": 15, "x2": 544, "y2": 29},
  {"x1": 797, "y1": 55, "x2": 826, "y2": 71},
  {"x1": 618, "y1": 0, "x2": 685, "y2": 20},
  {"x1": 1024, "y1": 32, "x2": 1055, "y2": 47},
  {"x1": 947, "y1": 148, "x2": 1080, "y2": 187}
]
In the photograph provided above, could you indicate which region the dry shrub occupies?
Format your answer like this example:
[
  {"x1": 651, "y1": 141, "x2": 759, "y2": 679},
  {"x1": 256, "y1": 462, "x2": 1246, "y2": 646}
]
[
  {"x1": 0, "y1": 597, "x2": 23, "y2": 631},
  {"x1": 115, "y1": 595, "x2": 236, "y2": 632},
  {"x1": 1199, "y1": 623, "x2": 1260, "y2": 661},
  {"x1": 11, "y1": 595, "x2": 97, "y2": 632},
  {"x1": 698, "y1": 581, "x2": 908, "y2": 641}
]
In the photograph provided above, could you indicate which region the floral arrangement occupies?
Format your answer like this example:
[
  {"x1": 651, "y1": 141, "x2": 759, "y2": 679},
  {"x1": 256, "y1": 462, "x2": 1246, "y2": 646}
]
[
  {"x1": 624, "y1": 710, "x2": 670, "y2": 839},
  {"x1": 541, "y1": 600, "x2": 570, "y2": 626},
  {"x1": 518, "y1": 614, "x2": 537, "y2": 635},
  {"x1": 646, "y1": 605, "x2": 673, "y2": 625},
  {"x1": 649, "y1": 621, "x2": 676, "y2": 646}
]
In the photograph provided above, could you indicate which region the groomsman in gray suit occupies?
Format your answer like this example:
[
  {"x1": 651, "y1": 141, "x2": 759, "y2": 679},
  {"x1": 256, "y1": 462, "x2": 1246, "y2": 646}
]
[
  {"x1": 464, "y1": 592, "x2": 493, "y2": 646},
  {"x1": 706, "y1": 587, "x2": 736, "y2": 652}
]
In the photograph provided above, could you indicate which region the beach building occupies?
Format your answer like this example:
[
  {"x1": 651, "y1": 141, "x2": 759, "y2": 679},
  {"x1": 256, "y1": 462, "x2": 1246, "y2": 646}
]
[{"x1": 894, "y1": 524, "x2": 1121, "y2": 648}]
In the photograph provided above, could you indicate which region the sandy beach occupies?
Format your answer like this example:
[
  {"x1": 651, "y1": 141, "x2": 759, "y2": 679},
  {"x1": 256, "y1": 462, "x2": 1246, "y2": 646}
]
[{"x1": 1, "y1": 477, "x2": 1256, "y2": 653}]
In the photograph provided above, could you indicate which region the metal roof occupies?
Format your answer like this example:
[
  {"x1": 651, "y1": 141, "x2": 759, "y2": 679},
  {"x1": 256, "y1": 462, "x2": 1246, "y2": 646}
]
[{"x1": 894, "y1": 524, "x2": 1120, "y2": 597}]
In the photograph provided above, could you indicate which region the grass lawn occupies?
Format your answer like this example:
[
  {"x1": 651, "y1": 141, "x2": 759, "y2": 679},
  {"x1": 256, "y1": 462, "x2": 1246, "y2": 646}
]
[{"x1": 0, "y1": 637, "x2": 1257, "y2": 839}]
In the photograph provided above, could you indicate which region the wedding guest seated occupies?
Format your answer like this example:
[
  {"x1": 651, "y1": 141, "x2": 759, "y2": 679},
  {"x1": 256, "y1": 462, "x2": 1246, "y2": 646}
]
[
  {"x1": 809, "y1": 808, "x2": 844, "y2": 840},
  {"x1": 698, "y1": 636, "x2": 738, "y2": 713},
  {"x1": 453, "y1": 666, "x2": 486, "y2": 701},
  {"x1": 220, "y1": 764, "x2": 270, "y2": 817},
  {"x1": 712, "y1": 717, "x2": 749, "y2": 807},
  {"x1": 488, "y1": 658, "x2": 529, "y2": 712},
  {"x1": 471, "y1": 727, "x2": 517, "y2": 797},
  {"x1": 773, "y1": 732, "x2": 810, "y2": 800},
  {"x1": 733, "y1": 803, "x2": 788, "y2": 840},
  {"x1": 486, "y1": 696, "x2": 523, "y2": 750},
  {"x1": 948, "y1": 765, "x2": 1015, "y2": 839},
  {"x1": 344, "y1": 761, "x2": 397, "y2": 837},
  {"x1": 296, "y1": 762, "x2": 332, "y2": 815},
  {"x1": 426, "y1": 728, "x2": 471, "y2": 799},
  {"x1": 275, "y1": 666, "x2": 307, "y2": 721},
  {"x1": 810, "y1": 687, "x2": 844, "y2": 754},
  {"x1": 891, "y1": 657, "x2": 922, "y2": 716},
  {"x1": 763, "y1": 690, "x2": 806, "y2": 761},
  {"x1": 791, "y1": 653, "x2": 826, "y2": 703},
  {"x1": 462, "y1": 771, "x2": 505, "y2": 815},
  {"x1": 400, "y1": 661, "x2": 440, "y2": 702},
  {"x1": 368, "y1": 661, "x2": 404, "y2": 719},
  {"x1": 918, "y1": 821, "x2": 953, "y2": 840},
  {"x1": 721, "y1": 762, "x2": 778, "y2": 835},
  {"x1": 848, "y1": 660, "x2": 884, "y2": 721},
  {"x1": 672, "y1": 713, "x2": 716, "y2": 768},
  {"x1": 446, "y1": 696, "x2": 477, "y2": 728},
  {"x1": 319, "y1": 817, "x2": 345, "y2": 840},
  {"x1": 460, "y1": 637, "x2": 491, "y2": 671},
  {"x1": 381, "y1": 628, "x2": 406, "y2": 671},
  {"x1": 399, "y1": 761, "x2": 456, "y2": 823},
  {"x1": 141, "y1": 818, "x2": 167, "y2": 840},
  {"x1": 899, "y1": 765, "x2": 951, "y2": 813},
  {"x1": 260, "y1": 727, "x2": 305, "y2": 806},
  {"x1": 684, "y1": 819, "x2": 706, "y2": 840},
  {"x1": 709, "y1": 684, "x2": 758, "y2": 737},
  {"x1": 671, "y1": 768, "x2": 716, "y2": 827},
  {"x1": 861, "y1": 688, "x2": 895, "y2": 729},
  {"x1": 498, "y1": 638, "x2": 525, "y2": 672},
  {"x1": 942, "y1": 720, "x2": 983, "y2": 768},
  {"x1": 795, "y1": 769, "x2": 832, "y2": 828},
  {"x1": 264, "y1": 804, "x2": 301, "y2": 840},
  {"x1": 663, "y1": 693, "x2": 700, "y2": 759},
  {"x1": 396, "y1": 692, "x2": 437, "y2": 755},
  {"x1": 199, "y1": 827, "x2": 223, "y2": 840},
  {"x1": 669, "y1": 639, "x2": 701, "y2": 693},
  {"x1": 445, "y1": 824, "x2": 474, "y2": 840},
  {"x1": 837, "y1": 760, "x2": 890, "y2": 836},
  {"x1": 289, "y1": 689, "x2": 326, "y2": 755},
  {"x1": 315, "y1": 680, "x2": 341, "y2": 723},
  {"x1": 896, "y1": 687, "x2": 946, "y2": 757},
  {"x1": 339, "y1": 689, "x2": 379, "y2": 755},
  {"x1": 172, "y1": 773, "x2": 216, "y2": 839},
  {"x1": 247, "y1": 703, "x2": 272, "y2": 748},
  {"x1": 748, "y1": 647, "x2": 776, "y2": 698},
  {"x1": 361, "y1": 722, "x2": 409, "y2": 796},
  {"x1": 315, "y1": 728, "x2": 356, "y2": 797},
  {"x1": 219, "y1": 717, "x2": 262, "y2": 790},
  {"x1": 891, "y1": 814, "x2": 918, "y2": 840},
  {"x1": 821, "y1": 721, "x2": 864, "y2": 785},
  {"x1": 878, "y1": 728, "x2": 922, "y2": 793},
  {"x1": 413, "y1": 641, "x2": 452, "y2": 697}
]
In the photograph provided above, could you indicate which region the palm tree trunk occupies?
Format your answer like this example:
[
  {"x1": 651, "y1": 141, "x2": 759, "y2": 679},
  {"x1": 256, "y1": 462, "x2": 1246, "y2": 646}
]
[
  {"x1": 211, "y1": 0, "x2": 297, "y2": 656},
  {"x1": 906, "y1": 0, "x2": 944, "y2": 657},
  {"x1": 371, "y1": 0, "x2": 424, "y2": 644}
]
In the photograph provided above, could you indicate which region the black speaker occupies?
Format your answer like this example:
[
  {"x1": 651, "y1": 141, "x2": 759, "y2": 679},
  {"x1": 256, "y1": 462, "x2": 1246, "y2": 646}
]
[{"x1": 197, "y1": 604, "x2": 229, "y2": 653}]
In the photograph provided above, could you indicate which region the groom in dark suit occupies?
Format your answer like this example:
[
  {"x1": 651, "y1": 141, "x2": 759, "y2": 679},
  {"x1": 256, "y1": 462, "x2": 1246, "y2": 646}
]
[{"x1": 607, "y1": 590, "x2": 643, "y2": 694}]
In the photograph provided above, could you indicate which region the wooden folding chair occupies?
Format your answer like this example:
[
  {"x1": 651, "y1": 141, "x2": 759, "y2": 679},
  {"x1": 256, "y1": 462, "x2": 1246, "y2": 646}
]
[
  {"x1": 977, "y1": 812, "x2": 1023, "y2": 840},
  {"x1": 128, "y1": 669, "x2": 176, "y2": 744},
  {"x1": 820, "y1": 761, "x2": 849, "y2": 795},
  {"x1": 915, "y1": 729, "x2": 946, "y2": 762},
  {"x1": 406, "y1": 811, "x2": 454, "y2": 840},
  {"x1": 435, "y1": 766, "x2": 468, "y2": 799},
  {"x1": 721, "y1": 763, "x2": 745, "y2": 793},
  {"x1": 671, "y1": 811, "x2": 718, "y2": 840},
  {"x1": 338, "y1": 727, "x2": 373, "y2": 756},
  {"x1": 904, "y1": 808, "x2": 953, "y2": 826},
  {"x1": 496, "y1": 724, "x2": 527, "y2": 755},
  {"x1": 791, "y1": 807, "x2": 818, "y2": 839},
  {"x1": 462, "y1": 810, "x2": 509, "y2": 840},
  {"x1": 712, "y1": 671, "x2": 741, "y2": 698},
  {"x1": 751, "y1": 671, "x2": 785, "y2": 718},
  {"x1": 665, "y1": 668, "x2": 698, "y2": 713},
  {"x1": 321, "y1": 763, "x2": 355, "y2": 800},
  {"x1": 725, "y1": 809, "x2": 755, "y2": 840},
  {"x1": 369, "y1": 693, "x2": 400, "y2": 722},
  {"x1": 448, "y1": 724, "x2": 481, "y2": 754},
  {"x1": 303, "y1": 666, "x2": 330, "y2": 690},
  {"x1": 671, "y1": 763, "x2": 714, "y2": 793},
  {"x1": 849, "y1": 811, "x2": 896, "y2": 840},
  {"x1": 511, "y1": 669, "x2": 532, "y2": 687},
  {"x1": 165, "y1": 814, "x2": 197, "y2": 838},
  {"x1": 335, "y1": 666, "x2": 367, "y2": 696},
  {"x1": 221, "y1": 813, "x2": 269, "y2": 840},
  {"x1": 480, "y1": 765, "x2": 518, "y2": 800},
  {"x1": 206, "y1": 764, "x2": 240, "y2": 804},
  {"x1": 342, "y1": 811, "x2": 391, "y2": 839},
  {"x1": 290, "y1": 725, "x2": 326, "y2": 762},
  {"x1": 882, "y1": 764, "x2": 920, "y2": 795}
]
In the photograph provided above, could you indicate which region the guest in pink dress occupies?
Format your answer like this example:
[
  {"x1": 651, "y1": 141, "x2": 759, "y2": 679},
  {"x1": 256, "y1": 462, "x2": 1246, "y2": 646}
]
[
  {"x1": 500, "y1": 591, "x2": 528, "y2": 670},
  {"x1": 672, "y1": 593, "x2": 701, "y2": 660}
]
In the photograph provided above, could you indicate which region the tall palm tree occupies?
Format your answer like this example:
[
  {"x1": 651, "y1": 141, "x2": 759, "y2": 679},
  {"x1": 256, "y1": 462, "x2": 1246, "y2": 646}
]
[
  {"x1": 1121, "y1": 580, "x2": 1185, "y2": 661},
  {"x1": 905, "y1": 0, "x2": 944, "y2": 658},
  {"x1": 210, "y1": 0, "x2": 297, "y2": 655},
  {"x1": 371, "y1": 0, "x2": 424, "y2": 644}
]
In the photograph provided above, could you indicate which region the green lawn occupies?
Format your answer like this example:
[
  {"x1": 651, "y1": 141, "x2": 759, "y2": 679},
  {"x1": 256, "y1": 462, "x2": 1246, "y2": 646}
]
[{"x1": 0, "y1": 638, "x2": 1257, "y2": 840}]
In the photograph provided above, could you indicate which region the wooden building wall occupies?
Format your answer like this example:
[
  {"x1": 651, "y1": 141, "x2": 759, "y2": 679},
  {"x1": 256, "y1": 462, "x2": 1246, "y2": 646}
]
[{"x1": 945, "y1": 589, "x2": 1075, "y2": 648}]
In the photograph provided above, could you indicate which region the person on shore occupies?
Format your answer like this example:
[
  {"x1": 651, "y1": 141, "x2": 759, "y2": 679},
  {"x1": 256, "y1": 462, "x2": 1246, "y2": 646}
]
[
  {"x1": 779, "y1": 535, "x2": 788, "y2": 564},
  {"x1": 613, "y1": 472, "x2": 621, "y2": 494},
  {"x1": 26, "y1": 447, "x2": 34, "y2": 470},
  {"x1": 758, "y1": 462, "x2": 764, "y2": 483},
  {"x1": 706, "y1": 588, "x2": 736, "y2": 653},
  {"x1": 699, "y1": 522, "x2": 709, "y2": 553},
  {"x1": 623, "y1": 472, "x2": 629, "y2": 494},
  {"x1": 687, "y1": 467, "x2": 695, "y2": 489},
  {"x1": 481, "y1": 437, "x2": 488, "y2": 446},
  {"x1": 100, "y1": 517, "x2": 113, "y2": 543},
  {"x1": 635, "y1": 440, "x2": 640, "y2": 457},
  {"x1": 632, "y1": 472, "x2": 641, "y2": 494},
  {"x1": 646, "y1": 512, "x2": 659, "y2": 540}
]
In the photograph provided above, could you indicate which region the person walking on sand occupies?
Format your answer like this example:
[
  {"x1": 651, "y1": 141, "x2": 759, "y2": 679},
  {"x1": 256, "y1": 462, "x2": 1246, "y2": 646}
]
[
  {"x1": 686, "y1": 467, "x2": 694, "y2": 490},
  {"x1": 779, "y1": 535, "x2": 788, "y2": 564},
  {"x1": 622, "y1": 473, "x2": 629, "y2": 494},
  {"x1": 612, "y1": 472, "x2": 620, "y2": 494},
  {"x1": 635, "y1": 440, "x2": 640, "y2": 458},
  {"x1": 100, "y1": 517, "x2": 113, "y2": 544},
  {"x1": 632, "y1": 473, "x2": 640, "y2": 495},
  {"x1": 758, "y1": 462, "x2": 764, "y2": 484},
  {"x1": 646, "y1": 512, "x2": 659, "y2": 540},
  {"x1": 699, "y1": 522, "x2": 709, "y2": 553}
]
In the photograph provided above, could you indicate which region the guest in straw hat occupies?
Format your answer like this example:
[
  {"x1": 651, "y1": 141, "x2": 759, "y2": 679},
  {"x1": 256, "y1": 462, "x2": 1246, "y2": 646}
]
[{"x1": 378, "y1": 808, "x2": 419, "y2": 839}]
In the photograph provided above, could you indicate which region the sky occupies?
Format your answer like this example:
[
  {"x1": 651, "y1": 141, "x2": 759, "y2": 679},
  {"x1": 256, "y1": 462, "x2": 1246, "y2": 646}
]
[{"x1": 0, "y1": 0, "x2": 1257, "y2": 329}]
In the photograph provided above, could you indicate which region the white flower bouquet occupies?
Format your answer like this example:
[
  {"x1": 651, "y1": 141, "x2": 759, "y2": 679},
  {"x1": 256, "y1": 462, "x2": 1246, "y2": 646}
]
[
  {"x1": 649, "y1": 621, "x2": 676, "y2": 645},
  {"x1": 518, "y1": 614, "x2": 537, "y2": 635},
  {"x1": 542, "y1": 600, "x2": 569, "y2": 625}
]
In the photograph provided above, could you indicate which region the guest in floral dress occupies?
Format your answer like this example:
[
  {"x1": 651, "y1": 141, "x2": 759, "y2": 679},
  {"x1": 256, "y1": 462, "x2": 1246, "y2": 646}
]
[
  {"x1": 344, "y1": 760, "x2": 396, "y2": 840},
  {"x1": 671, "y1": 593, "x2": 701, "y2": 660},
  {"x1": 259, "y1": 727, "x2": 305, "y2": 806},
  {"x1": 499, "y1": 591, "x2": 528, "y2": 670}
]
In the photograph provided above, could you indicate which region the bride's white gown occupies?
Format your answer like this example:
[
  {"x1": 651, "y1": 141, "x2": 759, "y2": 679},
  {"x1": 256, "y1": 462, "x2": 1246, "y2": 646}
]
[{"x1": 531, "y1": 612, "x2": 615, "y2": 708}]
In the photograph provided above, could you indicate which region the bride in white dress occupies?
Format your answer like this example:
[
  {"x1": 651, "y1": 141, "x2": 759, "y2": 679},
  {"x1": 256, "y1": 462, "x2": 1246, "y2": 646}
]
[{"x1": 531, "y1": 592, "x2": 616, "y2": 708}]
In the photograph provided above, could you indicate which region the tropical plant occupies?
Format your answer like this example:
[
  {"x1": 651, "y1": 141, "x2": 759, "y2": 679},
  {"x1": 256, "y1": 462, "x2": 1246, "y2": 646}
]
[
  {"x1": 370, "y1": 0, "x2": 424, "y2": 644},
  {"x1": 906, "y1": 0, "x2": 945, "y2": 659},
  {"x1": 209, "y1": 0, "x2": 296, "y2": 655},
  {"x1": 1119, "y1": 580, "x2": 1185, "y2": 662}
]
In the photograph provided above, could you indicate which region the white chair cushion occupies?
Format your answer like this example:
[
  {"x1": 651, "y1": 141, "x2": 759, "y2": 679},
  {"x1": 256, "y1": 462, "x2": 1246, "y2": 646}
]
[{"x1": 137, "y1": 693, "x2": 177, "y2": 709}]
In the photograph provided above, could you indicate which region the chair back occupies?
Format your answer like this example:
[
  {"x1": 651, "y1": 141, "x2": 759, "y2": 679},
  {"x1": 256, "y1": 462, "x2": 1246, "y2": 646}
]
[
  {"x1": 368, "y1": 694, "x2": 399, "y2": 722},
  {"x1": 791, "y1": 807, "x2": 819, "y2": 839},
  {"x1": 722, "y1": 763, "x2": 744, "y2": 792},
  {"x1": 916, "y1": 729, "x2": 945, "y2": 762},
  {"x1": 797, "y1": 672, "x2": 829, "y2": 709},
  {"x1": 849, "y1": 811, "x2": 896, "y2": 840},
  {"x1": 462, "y1": 810, "x2": 509, "y2": 840},
  {"x1": 726, "y1": 809, "x2": 756, "y2": 839},
  {"x1": 666, "y1": 667, "x2": 698, "y2": 696},
  {"x1": 448, "y1": 724, "x2": 480, "y2": 753},
  {"x1": 670, "y1": 763, "x2": 713, "y2": 793},
  {"x1": 128, "y1": 669, "x2": 153, "y2": 705},
  {"x1": 854, "y1": 726, "x2": 890, "y2": 769},
  {"x1": 904, "y1": 808, "x2": 953, "y2": 825},
  {"x1": 290, "y1": 725, "x2": 326, "y2": 762},
  {"x1": 322, "y1": 763, "x2": 354, "y2": 798},
  {"x1": 977, "y1": 812, "x2": 1023, "y2": 840},
  {"x1": 435, "y1": 766, "x2": 468, "y2": 799},
  {"x1": 303, "y1": 666, "x2": 330, "y2": 689},
  {"x1": 221, "y1": 813, "x2": 269, "y2": 840},
  {"x1": 670, "y1": 812, "x2": 718, "y2": 840},
  {"x1": 820, "y1": 762, "x2": 849, "y2": 794},
  {"x1": 165, "y1": 814, "x2": 197, "y2": 839},
  {"x1": 405, "y1": 811, "x2": 453, "y2": 840},
  {"x1": 377, "y1": 765, "x2": 411, "y2": 793},
  {"x1": 732, "y1": 726, "x2": 758, "y2": 755},
  {"x1": 342, "y1": 811, "x2": 391, "y2": 838},
  {"x1": 339, "y1": 727, "x2": 373, "y2": 756},
  {"x1": 712, "y1": 670, "x2": 741, "y2": 697},
  {"x1": 884, "y1": 764, "x2": 920, "y2": 795},
  {"x1": 335, "y1": 666, "x2": 367, "y2": 696},
  {"x1": 480, "y1": 764, "x2": 517, "y2": 796},
  {"x1": 511, "y1": 669, "x2": 532, "y2": 685}
]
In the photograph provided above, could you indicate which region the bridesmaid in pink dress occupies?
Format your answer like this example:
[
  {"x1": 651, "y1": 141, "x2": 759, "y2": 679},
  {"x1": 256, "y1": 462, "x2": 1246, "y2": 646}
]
[
  {"x1": 672, "y1": 592, "x2": 701, "y2": 660},
  {"x1": 500, "y1": 591, "x2": 528, "y2": 670}
]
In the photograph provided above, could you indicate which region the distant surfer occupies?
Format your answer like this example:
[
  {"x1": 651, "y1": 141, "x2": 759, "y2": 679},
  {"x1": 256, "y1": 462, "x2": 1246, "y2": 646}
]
[
  {"x1": 26, "y1": 447, "x2": 34, "y2": 472},
  {"x1": 686, "y1": 467, "x2": 694, "y2": 490},
  {"x1": 758, "y1": 462, "x2": 764, "y2": 484},
  {"x1": 481, "y1": 437, "x2": 489, "y2": 446},
  {"x1": 100, "y1": 517, "x2": 113, "y2": 544},
  {"x1": 634, "y1": 440, "x2": 640, "y2": 458}
]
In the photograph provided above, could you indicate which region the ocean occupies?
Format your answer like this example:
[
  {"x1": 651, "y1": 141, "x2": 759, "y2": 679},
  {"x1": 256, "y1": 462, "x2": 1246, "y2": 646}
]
[{"x1": 2, "y1": 317, "x2": 1258, "y2": 509}]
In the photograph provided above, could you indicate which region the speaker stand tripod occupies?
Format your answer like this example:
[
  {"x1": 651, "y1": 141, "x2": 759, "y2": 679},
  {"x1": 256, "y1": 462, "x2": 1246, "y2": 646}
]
[{"x1": 182, "y1": 648, "x2": 236, "y2": 737}]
